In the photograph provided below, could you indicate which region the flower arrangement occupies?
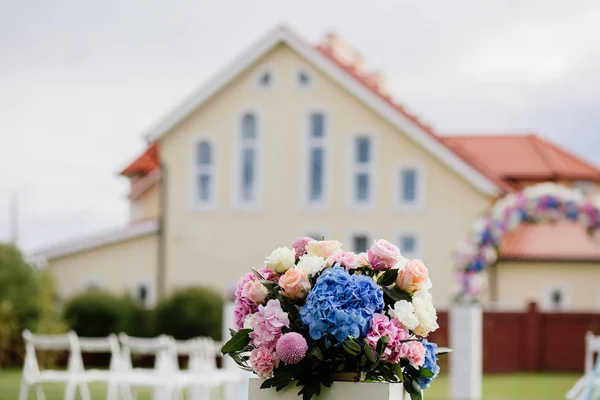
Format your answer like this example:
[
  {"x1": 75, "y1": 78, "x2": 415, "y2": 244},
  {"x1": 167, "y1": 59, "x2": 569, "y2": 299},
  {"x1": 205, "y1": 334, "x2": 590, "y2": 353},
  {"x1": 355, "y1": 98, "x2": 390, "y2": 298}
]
[
  {"x1": 454, "y1": 182, "x2": 600, "y2": 303},
  {"x1": 221, "y1": 238, "x2": 445, "y2": 400}
]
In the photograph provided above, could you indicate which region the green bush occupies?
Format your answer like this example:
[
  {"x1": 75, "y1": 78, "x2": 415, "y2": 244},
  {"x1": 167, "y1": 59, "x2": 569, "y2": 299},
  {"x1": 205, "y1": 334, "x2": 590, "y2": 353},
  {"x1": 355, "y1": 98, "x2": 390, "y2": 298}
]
[
  {"x1": 154, "y1": 287, "x2": 223, "y2": 340},
  {"x1": 63, "y1": 290, "x2": 121, "y2": 337},
  {"x1": 116, "y1": 295, "x2": 155, "y2": 338}
]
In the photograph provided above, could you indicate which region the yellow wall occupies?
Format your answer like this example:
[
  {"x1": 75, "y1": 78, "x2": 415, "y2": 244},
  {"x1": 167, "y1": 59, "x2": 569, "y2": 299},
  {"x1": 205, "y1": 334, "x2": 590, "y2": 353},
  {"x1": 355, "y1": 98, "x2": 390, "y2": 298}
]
[
  {"x1": 48, "y1": 233, "x2": 158, "y2": 305},
  {"x1": 159, "y1": 43, "x2": 490, "y2": 306},
  {"x1": 494, "y1": 260, "x2": 600, "y2": 311},
  {"x1": 138, "y1": 182, "x2": 161, "y2": 220}
]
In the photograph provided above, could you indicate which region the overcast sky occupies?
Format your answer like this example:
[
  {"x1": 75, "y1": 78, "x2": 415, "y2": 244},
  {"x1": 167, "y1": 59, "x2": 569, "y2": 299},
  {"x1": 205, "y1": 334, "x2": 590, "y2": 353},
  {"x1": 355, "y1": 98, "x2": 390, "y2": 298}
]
[{"x1": 1, "y1": 0, "x2": 599, "y2": 251}]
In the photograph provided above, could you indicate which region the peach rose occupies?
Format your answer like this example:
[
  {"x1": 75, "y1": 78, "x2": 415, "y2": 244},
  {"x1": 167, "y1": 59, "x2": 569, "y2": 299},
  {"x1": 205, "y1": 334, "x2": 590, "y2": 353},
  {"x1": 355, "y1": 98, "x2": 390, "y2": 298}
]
[
  {"x1": 279, "y1": 267, "x2": 311, "y2": 299},
  {"x1": 241, "y1": 279, "x2": 268, "y2": 303},
  {"x1": 368, "y1": 239, "x2": 402, "y2": 271},
  {"x1": 305, "y1": 240, "x2": 343, "y2": 258},
  {"x1": 395, "y1": 259, "x2": 429, "y2": 293}
]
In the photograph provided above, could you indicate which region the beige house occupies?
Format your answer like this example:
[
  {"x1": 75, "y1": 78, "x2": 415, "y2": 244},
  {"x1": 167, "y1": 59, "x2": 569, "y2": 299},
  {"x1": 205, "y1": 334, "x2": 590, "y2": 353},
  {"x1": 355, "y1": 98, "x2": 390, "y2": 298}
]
[{"x1": 34, "y1": 26, "x2": 600, "y2": 310}]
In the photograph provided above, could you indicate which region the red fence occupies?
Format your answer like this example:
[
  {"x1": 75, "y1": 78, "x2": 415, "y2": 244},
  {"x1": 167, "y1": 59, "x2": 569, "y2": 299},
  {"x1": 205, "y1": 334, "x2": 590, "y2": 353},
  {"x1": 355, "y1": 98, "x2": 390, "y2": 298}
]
[{"x1": 429, "y1": 303, "x2": 600, "y2": 373}]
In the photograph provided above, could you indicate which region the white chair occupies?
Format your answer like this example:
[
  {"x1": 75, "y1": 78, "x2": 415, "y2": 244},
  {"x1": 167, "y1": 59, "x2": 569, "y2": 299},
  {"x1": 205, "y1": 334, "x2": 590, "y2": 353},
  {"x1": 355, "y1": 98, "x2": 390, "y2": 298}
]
[
  {"x1": 118, "y1": 333, "x2": 181, "y2": 400},
  {"x1": 72, "y1": 334, "x2": 123, "y2": 400},
  {"x1": 20, "y1": 330, "x2": 87, "y2": 400},
  {"x1": 566, "y1": 332, "x2": 600, "y2": 399},
  {"x1": 173, "y1": 337, "x2": 242, "y2": 400}
]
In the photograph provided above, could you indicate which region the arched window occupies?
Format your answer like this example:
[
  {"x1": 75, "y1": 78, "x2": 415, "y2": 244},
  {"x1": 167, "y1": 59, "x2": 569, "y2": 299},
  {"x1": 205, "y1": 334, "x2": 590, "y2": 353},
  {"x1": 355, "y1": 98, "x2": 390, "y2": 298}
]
[
  {"x1": 238, "y1": 112, "x2": 259, "y2": 206},
  {"x1": 194, "y1": 140, "x2": 215, "y2": 206}
]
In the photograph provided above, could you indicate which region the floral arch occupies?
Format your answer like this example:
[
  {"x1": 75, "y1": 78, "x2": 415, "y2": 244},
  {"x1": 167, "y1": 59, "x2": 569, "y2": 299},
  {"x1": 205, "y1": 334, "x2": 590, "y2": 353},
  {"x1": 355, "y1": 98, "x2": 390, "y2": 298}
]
[{"x1": 454, "y1": 182, "x2": 600, "y2": 302}]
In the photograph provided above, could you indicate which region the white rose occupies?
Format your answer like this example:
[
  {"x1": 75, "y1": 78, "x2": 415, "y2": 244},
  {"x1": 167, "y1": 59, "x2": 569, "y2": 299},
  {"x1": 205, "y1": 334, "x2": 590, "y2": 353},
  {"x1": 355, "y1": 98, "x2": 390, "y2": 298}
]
[
  {"x1": 412, "y1": 288, "x2": 439, "y2": 337},
  {"x1": 296, "y1": 254, "x2": 326, "y2": 276},
  {"x1": 243, "y1": 313, "x2": 257, "y2": 329},
  {"x1": 393, "y1": 257, "x2": 410, "y2": 271},
  {"x1": 388, "y1": 300, "x2": 419, "y2": 331},
  {"x1": 265, "y1": 247, "x2": 296, "y2": 273}
]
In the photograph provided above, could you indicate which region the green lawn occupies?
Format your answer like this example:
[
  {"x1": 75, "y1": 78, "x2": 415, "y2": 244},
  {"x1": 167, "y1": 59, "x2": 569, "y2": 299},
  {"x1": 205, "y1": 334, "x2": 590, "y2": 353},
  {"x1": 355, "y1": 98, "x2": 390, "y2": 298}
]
[{"x1": 0, "y1": 369, "x2": 579, "y2": 400}]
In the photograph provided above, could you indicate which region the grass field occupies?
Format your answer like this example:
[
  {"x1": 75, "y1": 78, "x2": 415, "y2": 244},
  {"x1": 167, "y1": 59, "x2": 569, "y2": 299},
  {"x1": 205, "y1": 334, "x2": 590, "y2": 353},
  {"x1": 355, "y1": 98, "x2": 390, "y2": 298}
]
[{"x1": 0, "y1": 369, "x2": 578, "y2": 400}]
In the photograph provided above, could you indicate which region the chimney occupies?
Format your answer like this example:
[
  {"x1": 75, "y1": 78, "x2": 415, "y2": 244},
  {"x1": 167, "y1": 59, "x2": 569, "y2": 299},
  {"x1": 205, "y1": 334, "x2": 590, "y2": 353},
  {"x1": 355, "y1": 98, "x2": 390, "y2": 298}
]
[{"x1": 322, "y1": 32, "x2": 365, "y2": 72}]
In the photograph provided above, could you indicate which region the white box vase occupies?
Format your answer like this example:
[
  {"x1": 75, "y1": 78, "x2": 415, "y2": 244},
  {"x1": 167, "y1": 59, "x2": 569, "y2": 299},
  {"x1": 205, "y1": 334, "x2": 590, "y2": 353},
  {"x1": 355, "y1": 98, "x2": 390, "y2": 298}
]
[
  {"x1": 249, "y1": 378, "x2": 410, "y2": 400},
  {"x1": 449, "y1": 304, "x2": 482, "y2": 400}
]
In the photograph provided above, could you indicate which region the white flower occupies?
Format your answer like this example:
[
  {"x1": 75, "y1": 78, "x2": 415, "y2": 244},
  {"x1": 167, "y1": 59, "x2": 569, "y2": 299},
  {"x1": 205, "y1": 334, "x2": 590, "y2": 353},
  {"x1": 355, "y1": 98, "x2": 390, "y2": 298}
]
[
  {"x1": 296, "y1": 254, "x2": 326, "y2": 276},
  {"x1": 264, "y1": 247, "x2": 296, "y2": 273},
  {"x1": 388, "y1": 300, "x2": 419, "y2": 331},
  {"x1": 243, "y1": 313, "x2": 256, "y2": 329},
  {"x1": 412, "y1": 287, "x2": 439, "y2": 337},
  {"x1": 393, "y1": 256, "x2": 410, "y2": 271}
]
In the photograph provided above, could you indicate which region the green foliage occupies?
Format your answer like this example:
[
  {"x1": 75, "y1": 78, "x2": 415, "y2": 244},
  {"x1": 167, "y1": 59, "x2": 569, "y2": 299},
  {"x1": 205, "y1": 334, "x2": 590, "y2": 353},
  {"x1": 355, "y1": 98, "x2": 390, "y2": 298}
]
[
  {"x1": 115, "y1": 295, "x2": 155, "y2": 338},
  {"x1": 63, "y1": 290, "x2": 121, "y2": 337},
  {"x1": 154, "y1": 287, "x2": 223, "y2": 340}
]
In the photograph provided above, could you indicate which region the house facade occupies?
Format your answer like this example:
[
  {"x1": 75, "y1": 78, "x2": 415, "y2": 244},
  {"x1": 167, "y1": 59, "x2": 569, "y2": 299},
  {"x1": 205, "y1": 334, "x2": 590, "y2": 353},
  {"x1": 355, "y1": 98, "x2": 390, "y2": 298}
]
[{"x1": 34, "y1": 27, "x2": 600, "y2": 311}]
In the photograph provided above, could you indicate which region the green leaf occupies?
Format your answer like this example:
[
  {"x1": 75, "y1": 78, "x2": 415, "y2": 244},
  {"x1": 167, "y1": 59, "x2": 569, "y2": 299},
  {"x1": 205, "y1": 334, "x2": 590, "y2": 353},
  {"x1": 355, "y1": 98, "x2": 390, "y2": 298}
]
[
  {"x1": 383, "y1": 286, "x2": 412, "y2": 302},
  {"x1": 403, "y1": 373, "x2": 422, "y2": 400},
  {"x1": 364, "y1": 344, "x2": 377, "y2": 363},
  {"x1": 342, "y1": 338, "x2": 361, "y2": 356},
  {"x1": 310, "y1": 346, "x2": 323, "y2": 361},
  {"x1": 377, "y1": 268, "x2": 399, "y2": 286},
  {"x1": 376, "y1": 336, "x2": 390, "y2": 356},
  {"x1": 221, "y1": 329, "x2": 251, "y2": 354},
  {"x1": 342, "y1": 343, "x2": 361, "y2": 356},
  {"x1": 392, "y1": 362, "x2": 403, "y2": 379},
  {"x1": 228, "y1": 328, "x2": 236, "y2": 337},
  {"x1": 419, "y1": 367, "x2": 435, "y2": 378}
]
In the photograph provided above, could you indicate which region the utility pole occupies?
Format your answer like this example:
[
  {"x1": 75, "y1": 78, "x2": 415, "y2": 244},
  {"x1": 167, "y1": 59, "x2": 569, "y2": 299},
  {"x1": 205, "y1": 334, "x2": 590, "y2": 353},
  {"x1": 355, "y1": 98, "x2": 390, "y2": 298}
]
[{"x1": 9, "y1": 191, "x2": 18, "y2": 246}]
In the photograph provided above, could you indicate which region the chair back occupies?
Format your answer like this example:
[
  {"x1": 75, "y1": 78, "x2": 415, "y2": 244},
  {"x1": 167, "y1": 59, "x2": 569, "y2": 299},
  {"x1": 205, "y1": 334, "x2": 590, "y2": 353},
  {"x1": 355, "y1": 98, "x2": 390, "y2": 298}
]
[
  {"x1": 74, "y1": 334, "x2": 122, "y2": 372},
  {"x1": 22, "y1": 330, "x2": 77, "y2": 379},
  {"x1": 118, "y1": 333, "x2": 177, "y2": 374},
  {"x1": 585, "y1": 331, "x2": 600, "y2": 374},
  {"x1": 175, "y1": 337, "x2": 219, "y2": 372}
]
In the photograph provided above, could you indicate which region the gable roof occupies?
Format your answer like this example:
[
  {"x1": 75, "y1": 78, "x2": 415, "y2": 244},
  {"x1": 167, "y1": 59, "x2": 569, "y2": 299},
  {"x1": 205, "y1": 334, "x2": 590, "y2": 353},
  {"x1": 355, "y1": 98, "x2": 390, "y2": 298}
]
[
  {"x1": 120, "y1": 142, "x2": 160, "y2": 176},
  {"x1": 441, "y1": 134, "x2": 600, "y2": 187},
  {"x1": 139, "y1": 25, "x2": 501, "y2": 196},
  {"x1": 499, "y1": 221, "x2": 600, "y2": 261}
]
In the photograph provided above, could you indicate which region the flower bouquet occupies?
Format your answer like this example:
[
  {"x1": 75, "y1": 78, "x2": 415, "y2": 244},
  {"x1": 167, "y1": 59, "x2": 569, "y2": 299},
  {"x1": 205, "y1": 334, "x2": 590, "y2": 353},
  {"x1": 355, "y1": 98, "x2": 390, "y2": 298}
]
[{"x1": 221, "y1": 238, "x2": 446, "y2": 400}]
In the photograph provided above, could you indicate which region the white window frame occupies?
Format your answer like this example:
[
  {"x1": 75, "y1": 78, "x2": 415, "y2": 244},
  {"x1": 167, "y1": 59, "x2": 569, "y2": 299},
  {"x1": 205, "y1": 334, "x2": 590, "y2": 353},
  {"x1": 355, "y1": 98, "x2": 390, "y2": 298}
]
[
  {"x1": 348, "y1": 131, "x2": 377, "y2": 209},
  {"x1": 395, "y1": 163, "x2": 425, "y2": 210},
  {"x1": 233, "y1": 109, "x2": 262, "y2": 210},
  {"x1": 347, "y1": 230, "x2": 375, "y2": 254},
  {"x1": 541, "y1": 283, "x2": 571, "y2": 311},
  {"x1": 255, "y1": 64, "x2": 275, "y2": 90},
  {"x1": 189, "y1": 134, "x2": 217, "y2": 211},
  {"x1": 295, "y1": 66, "x2": 314, "y2": 89},
  {"x1": 395, "y1": 229, "x2": 423, "y2": 260},
  {"x1": 302, "y1": 108, "x2": 331, "y2": 210}
]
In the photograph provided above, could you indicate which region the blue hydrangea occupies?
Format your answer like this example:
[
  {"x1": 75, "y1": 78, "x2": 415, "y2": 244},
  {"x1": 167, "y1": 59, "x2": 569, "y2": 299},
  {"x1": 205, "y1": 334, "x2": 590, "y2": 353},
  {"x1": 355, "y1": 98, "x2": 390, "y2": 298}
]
[
  {"x1": 299, "y1": 266, "x2": 384, "y2": 344},
  {"x1": 417, "y1": 339, "x2": 440, "y2": 389}
]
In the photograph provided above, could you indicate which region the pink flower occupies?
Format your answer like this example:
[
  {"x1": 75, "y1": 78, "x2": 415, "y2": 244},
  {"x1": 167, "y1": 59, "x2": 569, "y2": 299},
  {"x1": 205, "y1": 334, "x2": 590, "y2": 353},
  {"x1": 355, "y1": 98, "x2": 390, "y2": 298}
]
[
  {"x1": 292, "y1": 237, "x2": 315, "y2": 259},
  {"x1": 368, "y1": 239, "x2": 401, "y2": 271},
  {"x1": 305, "y1": 240, "x2": 343, "y2": 258},
  {"x1": 233, "y1": 272, "x2": 258, "y2": 329},
  {"x1": 250, "y1": 299, "x2": 290, "y2": 349},
  {"x1": 279, "y1": 268, "x2": 311, "y2": 299},
  {"x1": 365, "y1": 313, "x2": 410, "y2": 364},
  {"x1": 326, "y1": 251, "x2": 358, "y2": 269},
  {"x1": 276, "y1": 332, "x2": 308, "y2": 364},
  {"x1": 241, "y1": 280, "x2": 268, "y2": 303},
  {"x1": 396, "y1": 259, "x2": 429, "y2": 293},
  {"x1": 250, "y1": 348, "x2": 279, "y2": 378},
  {"x1": 356, "y1": 252, "x2": 370, "y2": 268},
  {"x1": 405, "y1": 341, "x2": 426, "y2": 367},
  {"x1": 258, "y1": 266, "x2": 276, "y2": 281}
]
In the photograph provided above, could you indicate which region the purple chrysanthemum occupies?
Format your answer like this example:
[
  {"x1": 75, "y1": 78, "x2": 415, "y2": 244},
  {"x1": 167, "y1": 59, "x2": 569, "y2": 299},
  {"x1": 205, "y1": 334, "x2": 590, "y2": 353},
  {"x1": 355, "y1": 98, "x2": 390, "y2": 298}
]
[
  {"x1": 292, "y1": 237, "x2": 314, "y2": 259},
  {"x1": 276, "y1": 332, "x2": 308, "y2": 364}
]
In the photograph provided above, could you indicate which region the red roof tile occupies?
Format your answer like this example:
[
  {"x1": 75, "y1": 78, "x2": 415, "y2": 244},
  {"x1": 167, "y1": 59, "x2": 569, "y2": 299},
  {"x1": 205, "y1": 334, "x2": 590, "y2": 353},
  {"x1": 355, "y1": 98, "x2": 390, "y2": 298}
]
[
  {"x1": 120, "y1": 143, "x2": 160, "y2": 176},
  {"x1": 499, "y1": 221, "x2": 600, "y2": 261},
  {"x1": 441, "y1": 135, "x2": 600, "y2": 184}
]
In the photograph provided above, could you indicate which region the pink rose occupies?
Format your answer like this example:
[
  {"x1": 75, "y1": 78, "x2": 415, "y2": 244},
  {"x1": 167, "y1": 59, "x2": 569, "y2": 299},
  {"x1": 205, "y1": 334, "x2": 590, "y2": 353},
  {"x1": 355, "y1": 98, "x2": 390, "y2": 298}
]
[
  {"x1": 241, "y1": 280, "x2": 268, "y2": 303},
  {"x1": 292, "y1": 237, "x2": 315, "y2": 258},
  {"x1": 367, "y1": 239, "x2": 401, "y2": 271},
  {"x1": 305, "y1": 240, "x2": 343, "y2": 258},
  {"x1": 356, "y1": 252, "x2": 370, "y2": 267},
  {"x1": 279, "y1": 268, "x2": 311, "y2": 299},
  {"x1": 249, "y1": 300, "x2": 290, "y2": 349},
  {"x1": 405, "y1": 341, "x2": 426, "y2": 367},
  {"x1": 258, "y1": 266, "x2": 276, "y2": 281},
  {"x1": 396, "y1": 259, "x2": 429, "y2": 293},
  {"x1": 326, "y1": 251, "x2": 358, "y2": 269},
  {"x1": 365, "y1": 313, "x2": 410, "y2": 364},
  {"x1": 250, "y1": 348, "x2": 279, "y2": 378}
]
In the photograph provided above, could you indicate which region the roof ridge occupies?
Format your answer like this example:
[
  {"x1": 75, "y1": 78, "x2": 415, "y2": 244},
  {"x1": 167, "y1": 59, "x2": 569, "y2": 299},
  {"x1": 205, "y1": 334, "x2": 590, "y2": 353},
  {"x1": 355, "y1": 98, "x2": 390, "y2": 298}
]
[
  {"x1": 534, "y1": 135, "x2": 600, "y2": 176},
  {"x1": 528, "y1": 135, "x2": 558, "y2": 177},
  {"x1": 441, "y1": 133, "x2": 537, "y2": 140}
]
